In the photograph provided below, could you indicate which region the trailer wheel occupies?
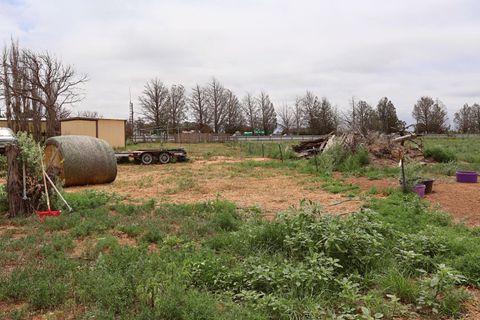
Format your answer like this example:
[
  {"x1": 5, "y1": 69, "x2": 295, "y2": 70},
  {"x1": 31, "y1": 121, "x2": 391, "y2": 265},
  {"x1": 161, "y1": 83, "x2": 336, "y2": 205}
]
[
  {"x1": 158, "y1": 152, "x2": 171, "y2": 164},
  {"x1": 140, "y1": 153, "x2": 154, "y2": 165}
]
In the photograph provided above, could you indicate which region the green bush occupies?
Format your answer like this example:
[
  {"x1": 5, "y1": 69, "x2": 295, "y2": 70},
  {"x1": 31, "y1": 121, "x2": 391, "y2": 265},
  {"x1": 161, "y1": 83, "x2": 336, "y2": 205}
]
[
  {"x1": 2, "y1": 187, "x2": 479, "y2": 318},
  {"x1": 0, "y1": 184, "x2": 8, "y2": 213},
  {"x1": 64, "y1": 190, "x2": 112, "y2": 211},
  {"x1": 141, "y1": 228, "x2": 164, "y2": 244},
  {"x1": 424, "y1": 146, "x2": 456, "y2": 163},
  {"x1": 0, "y1": 155, "x2": 7, "y2": 178}
]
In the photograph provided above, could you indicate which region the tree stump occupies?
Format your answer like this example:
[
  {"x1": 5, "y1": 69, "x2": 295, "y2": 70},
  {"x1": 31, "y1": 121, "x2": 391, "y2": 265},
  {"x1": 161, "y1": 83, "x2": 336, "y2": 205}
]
[{"x1": 6, "y1": 144, "x2": 29, "y2": 217}]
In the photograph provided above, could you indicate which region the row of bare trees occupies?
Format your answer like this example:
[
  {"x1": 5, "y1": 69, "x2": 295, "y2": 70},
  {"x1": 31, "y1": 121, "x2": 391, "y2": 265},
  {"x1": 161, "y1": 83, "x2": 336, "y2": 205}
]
[
  {"x1": 139, "y1": 78, "x2": 278, "y2": 134},
  {"x1": 138, "y1": 78, "x2": 410, "y2": 135},
  {"x1": 278, "y1": 94, "x2": 403, "y2": 136},
  {"x1": 0, "y1": 40, "x2": 87, "y2": 141}
]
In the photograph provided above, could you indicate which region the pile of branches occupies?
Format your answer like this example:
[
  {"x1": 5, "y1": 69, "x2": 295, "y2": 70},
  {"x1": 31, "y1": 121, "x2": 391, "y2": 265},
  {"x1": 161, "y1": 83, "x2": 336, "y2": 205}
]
[
  {"x1": 293, "y1": 131, "x2": 424, "y2": 162},
  {"x1": 5, "y1": 132, "x2": 61, "y2": 217}
]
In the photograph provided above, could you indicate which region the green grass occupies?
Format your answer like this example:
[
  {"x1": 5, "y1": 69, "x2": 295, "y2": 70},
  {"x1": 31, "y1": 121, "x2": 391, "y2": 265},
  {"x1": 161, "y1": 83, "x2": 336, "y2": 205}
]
[
  {"x1": 123, "y1": 141, "x2": 300, "y2": 161},
  {"x1": 124, "y1": 142, "x2": 245, "y2": 159},
  {"x1": 1, "y1": 137, "x2": 480, "y2": 318},
  {"x1": 0, "y1": 188, "x2": 478, "y2": 319},
  {"x1": 423, "y1": 137, "x2": 480, "y2": 164},
  {"x1": 422, "y1": 137, "x2": 480, "y2": 173},
  {"x1": 424, "y1": 146, "x2": 456, "y2": 163}
]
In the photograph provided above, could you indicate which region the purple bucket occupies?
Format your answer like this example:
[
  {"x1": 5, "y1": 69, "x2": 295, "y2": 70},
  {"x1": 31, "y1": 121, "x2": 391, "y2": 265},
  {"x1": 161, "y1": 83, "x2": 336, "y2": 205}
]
[
  {"x1": 456, "y1": 171, "x2": 478, "y2": 183},
  {"x1": 413, "y1": 184, "x2": 426, "y2": 198}
]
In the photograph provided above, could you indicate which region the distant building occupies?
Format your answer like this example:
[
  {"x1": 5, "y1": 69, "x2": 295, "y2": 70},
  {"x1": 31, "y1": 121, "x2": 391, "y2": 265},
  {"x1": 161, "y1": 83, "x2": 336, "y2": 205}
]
[
  {"x1": 60, "y1": 117, "x2": 127, "y2": 148},
  {"x1": 0, "y1": 118, "x2": 48, "y2": 139}
]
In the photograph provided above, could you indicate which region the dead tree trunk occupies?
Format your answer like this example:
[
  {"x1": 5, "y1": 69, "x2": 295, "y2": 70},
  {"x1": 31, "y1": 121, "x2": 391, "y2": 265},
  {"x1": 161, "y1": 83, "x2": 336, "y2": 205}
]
[{"x1": 6, "y1": 144, "x2": 29, "y2": 217}]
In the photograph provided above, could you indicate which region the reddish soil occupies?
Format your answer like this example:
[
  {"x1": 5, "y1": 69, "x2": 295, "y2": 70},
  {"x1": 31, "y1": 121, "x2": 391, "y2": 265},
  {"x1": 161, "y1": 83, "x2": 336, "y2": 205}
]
[
  {"x1": 427, "y1": 182, "x2": 480, "y2": 226},
  {"x1": 347, "y1": 176, "x2": 480, "y2": 227},
  {"x1": 464, "y1": 287, "x2": 480, "y2": 320},
  {"x1": 345, "y1": 176, "x2": 399, "y2": 195},
  {"x1": 66, "y1": 158, "x2": 363, "y2": 217}
]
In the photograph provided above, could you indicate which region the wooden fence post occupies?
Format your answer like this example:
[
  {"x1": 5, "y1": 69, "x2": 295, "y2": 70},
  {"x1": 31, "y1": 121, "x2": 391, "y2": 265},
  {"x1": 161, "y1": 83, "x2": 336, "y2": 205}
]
[
  {"x1": 313, "y1": 147, "x2": 319, "y2": 172},
  {"x1": 278, "y1": 144, "x2": 283, "y2": 162}
]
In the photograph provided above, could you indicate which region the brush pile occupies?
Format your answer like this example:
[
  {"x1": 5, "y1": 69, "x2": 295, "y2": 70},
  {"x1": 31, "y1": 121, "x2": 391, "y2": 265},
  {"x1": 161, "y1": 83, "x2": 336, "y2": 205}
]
[
  {"x1": 293, "y1": 131, "x2": 424, "y2": 162},
  {"x1": 5, "y1": 132, "x2": 65, "y2": 217}
]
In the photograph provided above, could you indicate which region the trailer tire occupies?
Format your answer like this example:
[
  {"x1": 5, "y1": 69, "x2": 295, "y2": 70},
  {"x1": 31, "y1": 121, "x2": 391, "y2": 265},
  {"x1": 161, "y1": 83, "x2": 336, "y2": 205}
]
[
  {"x1": 158, "y1": 152, "x2": 171, "y2": 164},
  {"x1": 140, "y1": 153, "x2": 154, "y2": 165}
]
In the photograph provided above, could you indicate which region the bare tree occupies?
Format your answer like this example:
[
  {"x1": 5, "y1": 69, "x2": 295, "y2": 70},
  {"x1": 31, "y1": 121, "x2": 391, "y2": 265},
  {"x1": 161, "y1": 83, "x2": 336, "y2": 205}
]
[
  {"x1": 257, "y1": 92, "x2": 277, "y2": 134},
  {"x1": 188, "y1": 84, "x2": 211, "y2": 132},
  {"x1": 298, "y1": 91, "x2": 320, "y2": 133},
  {"x1": 278, "y1": 103, "x2": 293, "y2": 134},
  {"x1": 76, "y1": 110, "x2": 102, "y2": 118},
  {"x1": 138, "y1": 78, "x2": 169, "y2": 128},
  {"x1": 454, "y1": 104, "x2": 473, "y2": 133},
  {"x1": 205, "y1": 78, "x2": 227, "y2": 133},
  {"x1": 472, "y1": 103, "x2": 480, "y2": 133},
  {"x1": 412, "y1": 96, "x2": 448, "y2": 133},
  {"x1": 293, "y1": 98, "x2": 304, "y2": 135},
  {"x1": 296, "y1": 92, "x2": 337, "y2": 134},
  {"x1": 317, "y1": 97, "x2": 338, "y2": 134},
  {"x1": 1, "y1": 41, "x2": 86, "y2": 139},
  {"x1": 344, "y1": 100, "x2": 377, "y2": 135},
  {"x1": 242, "y1": 93, "x2": 259, "y2": 132},
  {"x1": 1, "y1": 41, "x2": 34, "y2": 134},
  {"x1": 1, "y1": 45, "x2": 14, "y2": 130},
  {"x1": 168, "y1": 84, "x2": 187, "y2": 130},
  {"x1": 224, "y1": 90, "x2": 244, "y2": 134},
  {"x1": 18, "y1": 50, "x2": 87, "y2": 137}
]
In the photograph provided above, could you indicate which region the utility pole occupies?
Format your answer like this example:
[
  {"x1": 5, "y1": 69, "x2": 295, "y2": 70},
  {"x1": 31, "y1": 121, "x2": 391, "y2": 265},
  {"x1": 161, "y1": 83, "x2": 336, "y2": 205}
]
[
  {"x1": 351, "y1": 96, "x2": 356, "y2": 131},
  {"x1": 129, "y1": 88, "x2": 134, "y2": 139}
]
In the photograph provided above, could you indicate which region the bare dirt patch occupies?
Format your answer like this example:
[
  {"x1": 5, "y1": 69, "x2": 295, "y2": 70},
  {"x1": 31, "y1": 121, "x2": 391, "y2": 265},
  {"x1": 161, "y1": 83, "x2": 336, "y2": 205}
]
[
  {"x1": 426, "y1": 182, "x2": 480, "y2": 227},
  {"x1": 347, "y1": 176, "x2": 480, "y2": 227},
  {"x1": 0, "y1": 301, "x2": 27, "y2": 314},
  {"x1": 112, "y1": 231, "x2": 137, "y2": 246},
  {"x1": 345, "y1": 176, "x2": 399, "y2": 195},
  {"x1": 70, "y1": 239, "x2": 88, "y2": 259},
  {"x1": 463, "y1": 287, "x2": 480, "y2": 320},
  {"x1": 67, "y1": 158, "x2": 362, "y2": 216},
  {"x1": 0, "y1": 224, "x2": 27, "y2": 240}
]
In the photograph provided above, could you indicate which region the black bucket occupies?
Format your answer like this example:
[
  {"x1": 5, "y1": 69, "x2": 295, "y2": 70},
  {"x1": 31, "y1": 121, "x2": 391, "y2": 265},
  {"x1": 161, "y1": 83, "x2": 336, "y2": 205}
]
[{"x1": 421, "y1": 179, "x2": 434, "y2": 194}]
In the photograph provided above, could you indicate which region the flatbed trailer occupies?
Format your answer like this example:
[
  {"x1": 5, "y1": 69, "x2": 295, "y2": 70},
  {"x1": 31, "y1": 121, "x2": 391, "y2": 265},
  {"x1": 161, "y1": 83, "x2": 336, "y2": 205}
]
[{"x1": 115, "y1": 148, "x2": 188, "y2": 165}]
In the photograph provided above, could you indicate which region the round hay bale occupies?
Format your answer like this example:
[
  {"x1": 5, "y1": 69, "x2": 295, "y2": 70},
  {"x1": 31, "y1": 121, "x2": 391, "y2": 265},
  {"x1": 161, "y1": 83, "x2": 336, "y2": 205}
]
[{"x1": 44, "y1": 135, "x2": 117, "y2": 187}]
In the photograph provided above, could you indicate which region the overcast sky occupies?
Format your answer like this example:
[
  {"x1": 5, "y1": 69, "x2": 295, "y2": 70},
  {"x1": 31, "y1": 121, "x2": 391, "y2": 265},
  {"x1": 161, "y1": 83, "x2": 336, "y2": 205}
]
[{"x1": 1, "y1": 0, "x2": 480, "y2": 124}]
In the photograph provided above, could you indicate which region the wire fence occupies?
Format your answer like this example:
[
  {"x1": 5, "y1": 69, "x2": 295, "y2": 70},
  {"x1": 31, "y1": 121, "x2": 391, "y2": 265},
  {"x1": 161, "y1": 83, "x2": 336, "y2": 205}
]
[
  {"x1": 131, "y1": 133, "x2": 326, "y2": 144},
  {"x1": 130, "y1": 132, "x2": 480, "y2": 144}
]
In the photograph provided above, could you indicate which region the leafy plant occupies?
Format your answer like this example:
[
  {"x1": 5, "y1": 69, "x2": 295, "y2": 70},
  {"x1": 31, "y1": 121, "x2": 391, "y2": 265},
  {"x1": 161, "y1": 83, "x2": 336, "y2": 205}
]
[{"x1": 424, "y1": 146, "x2": 456, "y2": 163}]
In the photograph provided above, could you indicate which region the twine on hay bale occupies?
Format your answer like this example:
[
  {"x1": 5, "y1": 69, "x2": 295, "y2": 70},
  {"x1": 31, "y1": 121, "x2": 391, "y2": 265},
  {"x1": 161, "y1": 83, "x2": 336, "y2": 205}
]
[{"x1": 45, "y1": 135, "x2": 117, "y2": 187}]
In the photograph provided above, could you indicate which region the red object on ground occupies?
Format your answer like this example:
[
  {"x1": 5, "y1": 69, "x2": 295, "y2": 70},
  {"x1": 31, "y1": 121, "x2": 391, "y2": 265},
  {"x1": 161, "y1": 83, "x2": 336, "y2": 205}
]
[{"x1": 35, "y1": 209, "x2": 61, "y2": 221}]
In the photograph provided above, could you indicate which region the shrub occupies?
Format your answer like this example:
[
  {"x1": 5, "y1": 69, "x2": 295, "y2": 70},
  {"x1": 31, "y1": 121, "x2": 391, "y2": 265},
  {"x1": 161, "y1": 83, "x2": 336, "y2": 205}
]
[
  {"x1": 0, "y1": 155, "x2": 7, "y2": 178},
  {"x1": 209, "y1": 208, "x2": 240, "y2": 232},
  {"x1": 0, "y1": 184, "x2": 8, "y2": 213},
  {"x1": 141, "y1": 229, "x2": 164, "y2": 244},
  {"x1": 424, "y1": 146, "x2": 456, "y2": 163},
  {"x1": 64, "y1": 190, "x2": 112, "y2": 211},
  {"x1": 380, "y1": 270, "x2": 419, "y2": 303}
]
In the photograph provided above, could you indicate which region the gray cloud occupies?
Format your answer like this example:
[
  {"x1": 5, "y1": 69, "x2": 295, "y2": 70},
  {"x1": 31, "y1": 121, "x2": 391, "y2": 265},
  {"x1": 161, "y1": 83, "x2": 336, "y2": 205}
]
[{"x1": 1, "y1": 0, "x2": 480, "y2": 124}]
